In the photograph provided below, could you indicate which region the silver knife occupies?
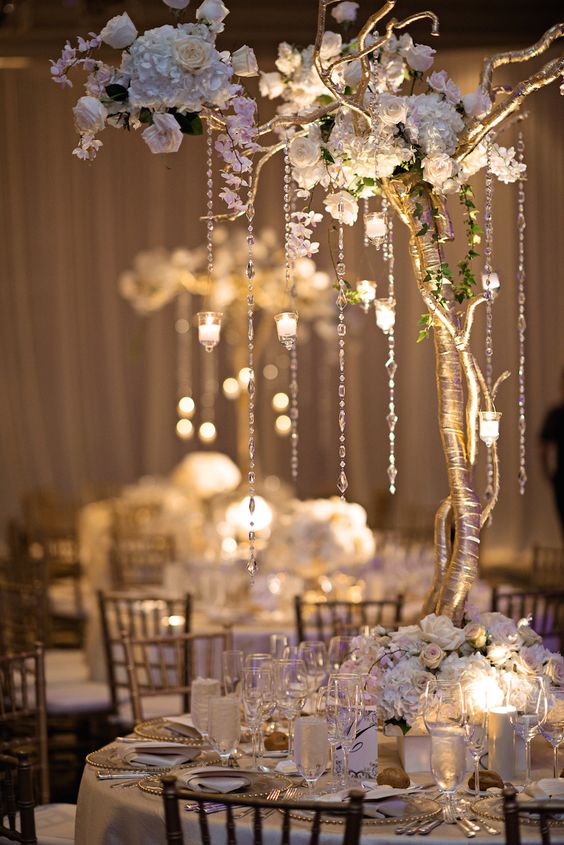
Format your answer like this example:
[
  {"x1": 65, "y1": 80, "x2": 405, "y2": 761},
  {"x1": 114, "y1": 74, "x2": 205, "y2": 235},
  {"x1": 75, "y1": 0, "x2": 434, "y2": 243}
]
[{"x1": 417, "y1": 818, "x2": 443, "y2": 836}]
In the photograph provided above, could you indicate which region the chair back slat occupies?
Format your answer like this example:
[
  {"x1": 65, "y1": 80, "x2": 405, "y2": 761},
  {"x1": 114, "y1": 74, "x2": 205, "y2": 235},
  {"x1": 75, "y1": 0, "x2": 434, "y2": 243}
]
[
  {"x1": 295, "y1": 597, "x2": 404, "y2": 642},
  {"x1": 503, "y1": 786, "x2": 564, "y2": 845},
  {"x1": 109, "y1": 534, "x2": 176, "y2": 589},
  {"x1": 309, "y1": 810, "x2": 321, "y2": 845},
  {"x1": 253, "y1": 806, "x2": 262, "y2": 845},
  {"x1": 0, "y1": 752, "x2": 37, "y2": 845},
  {"x1": 226, "y1": 803, "x2": 237, "y2": 845},
  {"x1": 490, "y1": 589, "x2": 564, "y2": 652}
]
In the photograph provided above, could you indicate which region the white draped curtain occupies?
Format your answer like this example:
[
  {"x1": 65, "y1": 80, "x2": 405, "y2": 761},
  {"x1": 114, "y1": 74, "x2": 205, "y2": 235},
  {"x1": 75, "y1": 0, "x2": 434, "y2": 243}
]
[{"x1": 0, "y1": 49, "x2": 562, "y2": 559}]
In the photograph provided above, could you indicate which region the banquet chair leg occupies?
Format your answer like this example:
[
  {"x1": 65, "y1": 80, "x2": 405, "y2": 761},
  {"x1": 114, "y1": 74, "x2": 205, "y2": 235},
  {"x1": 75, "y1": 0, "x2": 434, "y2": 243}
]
[{"x1": 162, "y1": 775, "x2": 184, "y2": 845}]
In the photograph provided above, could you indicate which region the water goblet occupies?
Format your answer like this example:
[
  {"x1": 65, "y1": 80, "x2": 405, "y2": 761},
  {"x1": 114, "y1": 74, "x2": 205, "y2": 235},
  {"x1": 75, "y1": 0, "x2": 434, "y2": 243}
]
[
  {"x1": 270, "y1": 634, "x2": 289, "y2": 659},
  {"x1": 541, "y1": 686, "x2": 564, "y2": 777},
  {"x1": 327, "y1": 636, "x2": 356, "y2": 673},
  {"x1": 273, "y1": 658, "x2": 308, "y2": 759},
  {"x1": 506, "y1": 674, "x2": 548, "y2": 784},
  {"x1": 222, "y1": 650, "x2": 244, "y2": 698},
  {"x1": 245, "y1": 653, "x2": 273, "y2": 669},
  {"x1": 423, "y1": 679, "x2": 465, "y2": 733},
  {"x1": 207, "y1": 695, "x2": 240, "y2": 767},
  {"x1": 429, "y1": 725, "x2": 467, "y2": 820},
  {"x1": 327, "y1": 674, "x2": 362, "y2": 788},
  {"x1": 242, "y1": 666, "x2": 273, "y2": 769},
  {"x1": 294, "y1": 716, "x2": 329, "y2": 794},
  {"x1": 298, "y1": 640, "x2": 327, "y2": 704}
]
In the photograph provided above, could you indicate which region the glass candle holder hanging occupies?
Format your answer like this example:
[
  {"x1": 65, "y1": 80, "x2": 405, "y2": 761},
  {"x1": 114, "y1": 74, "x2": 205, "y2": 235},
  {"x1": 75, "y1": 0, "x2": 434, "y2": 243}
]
[
  {"x1": 482, "y1": 271, "x2": 501, "y2": 299},
  {"x1": 197, "y1": 311, "x2": 223, "y2": 351},
  {"x1": 365, "y1": 211, "x2": 387, "y2": 248},
  {"x1": 479, "y1": 410, "x2": 502, "y2": 447},
  {"x1": 274, "y1": 311, "x2": 298, "y2": 350},
  {"x1": 357, "y1": 280, "x2": 377, "y2": 312},
  {"x1": 375, "y1": 298, "x2": 396, "y2": 333}
]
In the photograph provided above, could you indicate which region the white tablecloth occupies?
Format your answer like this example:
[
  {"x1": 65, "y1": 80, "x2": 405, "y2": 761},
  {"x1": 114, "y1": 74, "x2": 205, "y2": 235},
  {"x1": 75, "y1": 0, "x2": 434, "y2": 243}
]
[{"x1": 75, "y1": 734, "x2": 560, "y2": 845}]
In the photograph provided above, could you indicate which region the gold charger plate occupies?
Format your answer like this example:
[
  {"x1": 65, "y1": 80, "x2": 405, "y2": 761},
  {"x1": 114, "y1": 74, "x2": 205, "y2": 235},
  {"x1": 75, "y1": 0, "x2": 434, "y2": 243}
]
[
  {"x1": 472, "y1": 795, "x2": 564, "y2": 827},
  {"x1": 86, "y1": 742, "x2": 178, "y2": 774},
  {"x1": 138, "y1": 768, "x2": 292, "y2": 798},
  {"x1": 134, "y1": 717, "x2": 206, "y2": 747},
  {"x1": 289, "y1": 794, "x2": 441, "y2": 827}
]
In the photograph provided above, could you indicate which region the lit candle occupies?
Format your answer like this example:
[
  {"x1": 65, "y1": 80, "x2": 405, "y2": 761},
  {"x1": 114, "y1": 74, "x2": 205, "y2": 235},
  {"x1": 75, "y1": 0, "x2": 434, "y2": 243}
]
[
  {"x1": 197, "y1": 311, "x2": 223, "y2": 351},
  {"x1": 275, "y1": 312, "x2": 298, "y2": 349},
  {"x1": 479, "y1": 411, "x2": 502, "y2": 447},
  {"x1": 488, "y1": 705, "x2": 516, "y2": 781},
  {"x1": 365, "y1": 212, "x2": 387, "y2": 244},
  {"x1": 199, "y1": 323, "x2": 220, "y2": 344},
  {"x1": 375, "y1": 298, "x2": 396, "y2": 333}
]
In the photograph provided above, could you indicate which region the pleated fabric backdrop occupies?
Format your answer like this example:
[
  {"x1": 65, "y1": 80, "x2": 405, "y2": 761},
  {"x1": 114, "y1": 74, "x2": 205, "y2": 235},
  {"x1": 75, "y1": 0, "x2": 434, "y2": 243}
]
[{"x1": 0, "y1": 48, "x2": 563, "y2": 559}]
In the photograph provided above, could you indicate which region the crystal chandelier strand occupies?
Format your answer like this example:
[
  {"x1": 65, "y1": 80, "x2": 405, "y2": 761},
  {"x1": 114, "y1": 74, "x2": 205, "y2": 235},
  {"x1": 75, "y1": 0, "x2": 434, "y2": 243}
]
[
  {"x1": 385, "y1": 203, "x2": 397, "y2": 495},
  {"x1": 206, "y1": 120, "x2": 214, "y2": 282},
  {"x1": 336, "y1": 212, "x2": 348, "y2": 500},
  {"x1": 517, "y1": 130, "x2": 527, "y2": 495},
  {"x1": 483, "y1": 152, "x2": 495, "y2": 501},
  {"x1": 284, "y1": 139, "x2": 299, "y2": 486},
  {"x1": 363, "y1": 197, "x2": 369, "y2": 248},
  {"x1": 246, "y1": 180, "x2": 257, "y2": 577}
]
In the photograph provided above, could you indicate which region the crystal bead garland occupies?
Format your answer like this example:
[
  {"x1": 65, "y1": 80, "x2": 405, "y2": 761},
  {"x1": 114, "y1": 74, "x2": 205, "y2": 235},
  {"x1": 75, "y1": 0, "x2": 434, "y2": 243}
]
[
  {"x1": 483, "y1": 152, "x2": 495, "y2": 501},
  {"x1": 206, "y1": 119, "x2": 214, "y2": 285},
  {"x1": 363, "y1": 197, "x2": 370, "y2": 248},
  {"x1": 285, "y1": 140, "x2": 299, "y2": 485},
  {"x1": 336, "y1": 208, "x2": 348, "y2": 499},
  {"x1": 517, "y1": 130, "x2": 527, "y2": 494},
  {"x1": 246, "y1": 180, "x2": 257, "y2": 577},
  {"x1": 384, "y1": 197, "x2": 397, "y2": 494}
]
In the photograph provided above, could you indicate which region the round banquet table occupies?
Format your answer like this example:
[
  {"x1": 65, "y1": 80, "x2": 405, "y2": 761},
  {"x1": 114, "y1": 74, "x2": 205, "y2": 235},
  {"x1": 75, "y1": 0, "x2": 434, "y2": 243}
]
[{"x1": 75, "y1": 733, "x2": 562, "y2": 845}]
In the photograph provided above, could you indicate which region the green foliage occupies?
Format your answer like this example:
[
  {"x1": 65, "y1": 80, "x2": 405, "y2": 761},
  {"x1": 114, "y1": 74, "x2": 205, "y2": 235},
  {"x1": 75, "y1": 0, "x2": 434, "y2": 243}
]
[
  {"x1": 104, "y1": 83, "x2": 128, "y2": 103},
  {"x1": 321, "y1": 147, "x2": 335, "y2": 164},
  {"x1": 454, "y1": 184, "x2": 482, "y2": 303},
  {"x1": 139, "y1": 108, "x2": 153, "y2": 125},
  {"x1": 417, "y1": 313, "x2": 432, "y2": 343},
  {"x1": 319, "y1": 114, "x2": 335, "y2": 143},
  {"x1": 172, "y1": 111, "x2": 203, "y2": 135}
]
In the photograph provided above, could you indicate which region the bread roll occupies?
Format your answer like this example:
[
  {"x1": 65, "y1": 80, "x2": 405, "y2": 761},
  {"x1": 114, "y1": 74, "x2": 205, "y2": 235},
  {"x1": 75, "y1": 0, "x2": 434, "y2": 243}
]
[
  {"x1": 468, "y1": 770, "x2": 504, "y2": 791},
  {"x1": 376, "y1": 767, "x2": 411, "y2": 789},
  {"x1": 264, "y1": 730, "x2": 288, "y2": 751}
]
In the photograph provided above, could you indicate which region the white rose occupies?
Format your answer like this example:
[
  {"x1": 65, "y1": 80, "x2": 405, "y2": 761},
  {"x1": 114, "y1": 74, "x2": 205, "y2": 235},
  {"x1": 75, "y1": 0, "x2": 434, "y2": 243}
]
[
  {"x1": 289, "y1": 135, "x2": 321, "y2": 168},
  {"x1": 320, "y1": 31, "x2": 342, "y2": 61},
  {"x1": 163, "y1": 0, "x2": 190, "y2": 8},
  {"x1": 377, "y1": 94, "x2": 408, "y2": 126},
  {"x1": 99, "y1": 12, "x2": 137, "y2": 49},
  {"x1": 331, "y1": 2, "x2": 359, "y2": 23},
  {"x1": 259, "y1": 71, "x2": 284, "y2": 99},
  {"x1": 464, "y1": 622, "x2": 487, "y2": 649},
  {"x1": 487, "y1": 643, "x2": 512, "y2": 667},
  {"x1": 173, "y1": 35, "x2": 214, "y2": 72},
  {"x1": 428, "y1": 70, "x2": 461, "y2": 104},
  {"x1": 404, "y1": 43, "x2": 435, "y2": 72},
  {"x1": 513, "y1": 644, "x2": 549, "y2": 676},
  {"x1": 545, "y1": 655, "x2": 564, "y2": 687},
  {"x1": 462, "y1": 87, "x2": 492, "y2": 117},
  {"x1": 422, "y1": 153, "x2": 454, "y2": 189},
  {"x1": 196, "y1": 0, "x2": 229, "y2": 24},
  {"x1": 323, "y1": 190, "x2": 358, "y2": 225},
  {"x1": 73, "y1": 96, "x2": 108, "y2": 133},
  {"x1": 142, "y1": 113, "x2": 183, "y2": 154},
  {"x1": 420, "y1": 613, "x2": 465, "y2": 651},
  {"x1": 231, "y1": 45, "x2": 258, "y2": 77},
  {"x1": 343, "y1": 59, "x2": 362, "y2": 88},
  {"x1": 419, "y1": 642, "x2": 445, "y2": 669}
]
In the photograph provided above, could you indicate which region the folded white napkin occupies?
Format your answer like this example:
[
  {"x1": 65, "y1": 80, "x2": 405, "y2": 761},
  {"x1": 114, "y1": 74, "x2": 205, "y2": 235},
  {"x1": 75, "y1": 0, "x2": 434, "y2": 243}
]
[
  {"x1": 184, "y1": 768, "x2": 251, "y2": 794},
  {"x1": 124, "y1": 745, "x2": 200, "y2": 768},
  {"x1": 164, "y1": 714, "x2": 202, "y2": 738},
  {"x1": 361, "y1": 781, "x2": 421, "y2": 801},
  {"x1": 519, "y1": 779, "x2": 564, "y2": 802}
]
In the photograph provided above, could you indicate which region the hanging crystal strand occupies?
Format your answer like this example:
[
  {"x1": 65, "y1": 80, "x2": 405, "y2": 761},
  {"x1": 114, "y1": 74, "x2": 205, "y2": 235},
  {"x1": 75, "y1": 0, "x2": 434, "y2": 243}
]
[
  {"x1": 363, "y1": 197, "x2": 370, "y2": 247},
  {"x1": 517, "y1": 130, "x2": 527, "y2": 494},
  {"x1": 246, "y1": 180, "x2": 257, "y2": 577},
  {"x1": 483, "y1": 151, "x2": 495, "y2": 501},
  {"x1": 284, "y1": 140, "x2": 299, "y2": 487},
  {"x1": 385, "y1": 206, "x2": 397, "y2": 494},
  {"x1": 336, "y1": 208, "x2": 348, "y2": 499},
  {"x1": 206, "y1": 119, "x2": 214, "y2": 284}
]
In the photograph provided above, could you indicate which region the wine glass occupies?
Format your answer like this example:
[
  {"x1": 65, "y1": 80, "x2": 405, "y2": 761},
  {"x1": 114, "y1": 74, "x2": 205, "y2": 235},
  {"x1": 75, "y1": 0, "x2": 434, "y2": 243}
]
[
  {"x1": 242, "y1": 666, "x2": 273, "y2": 769},
  {"x1": 282, "y1": 646, "x2": 299, "y2": 660},
  {"x1": 327, "y1": 674, "x2": 362, "y2": 788},
  {"x1": 327, "y1": 636, "x2": 356, "y2": 673},
  {"x1": 541, "y1": 685, "x2": 564, "y2": 777},
  {"x1": 506, "y1": 674, "x2": 548, "y2": 784},
  {"x1": 298, "y1": 640, "x2": 327, "y2": 703},
  {"x1": 245, "y1": 653, "x2": 273, "y2": 669},
  {"x1": 270, "y1": 634, "x2": 289, "y2": 659},
  {"x1": 294, "y1": 716, "x2": 329, "y2": 794},
  {"x1": 222, "y1": 650, "x2": 244, "y2": 698},
  {"x1": 207, "y1": 695, "x2": 240, "y2": 767},
  {"x1": 423, "y1": 679, "x2": 465, "y2": 732},
  {"x1": 429, "y1": 725, "x2": 468, "y2": 819},
  {"x1": 273, "y1": 658, "x2": 308, "y2": 758},
  {"x1": 461, "y1": 687, "x2": 488, "y2": 796}
]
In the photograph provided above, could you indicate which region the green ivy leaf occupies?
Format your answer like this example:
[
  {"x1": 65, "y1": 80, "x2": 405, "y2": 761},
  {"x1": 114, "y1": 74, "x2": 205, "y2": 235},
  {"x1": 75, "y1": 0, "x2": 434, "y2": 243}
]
[
  {"x1": 105, "y1": 83, "x2": 128, "y2": 102},
  {"x1": 321, "y1": 147, "x2": 335, "y2": 164},
  {"x1": 139, "y1": 107, "x2": 153, "y2": 125},
  {"x1": 173, "y1": 111, "x2": 203, "y2": 135},
  {"x1": 416, "y1": 223, "x2": 429, "y2": 237}
]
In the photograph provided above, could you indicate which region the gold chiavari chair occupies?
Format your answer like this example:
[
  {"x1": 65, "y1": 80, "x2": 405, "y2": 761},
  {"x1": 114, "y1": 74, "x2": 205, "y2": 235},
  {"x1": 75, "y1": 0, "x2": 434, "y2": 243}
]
[
  {"x1": 503, "y1": 785, "x2": 564, "y2": 845},
  {"x1": 97, "y1": 591, "x2": 192, "y2": 716},
  {"x1": 0, "y1": 568, "x2": 49, "y2": 655},
  {"x1": 491, "y1": 587, "x2": 564, "y2": 653},
  {"x1": 0, "y1": 751, "x2": 37, "y2": 844},
  {"x1": 108, "y1": 534, "x2": 176, "y2": 589},
  {"x1": 0, "y1": 645, "x2": 49, "y2": 806},
  {"x1": 123, "y1": 630, "x2": 232, "y2": 724},
  {"x1": 294, "y1": 596, "x2": 404, "y2": 643}
]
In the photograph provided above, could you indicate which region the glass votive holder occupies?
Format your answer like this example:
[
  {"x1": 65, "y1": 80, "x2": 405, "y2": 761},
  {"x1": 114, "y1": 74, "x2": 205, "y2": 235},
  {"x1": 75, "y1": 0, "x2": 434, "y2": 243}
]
[
  {"x1": 375, "y1": 298, "x2": 396, "y2": 333},
  {"x1": 482, "y1": 271, "x2": 501, "y2": 298},
  {"x1": 357, "y1": 280, "x2": 377, "y2": 312},
  {"x1": 479, "y1": 410, "x2": 502, "y2": 447},
  {"x1": 364, "y1": 211, "x2": 387, "y2": 247},
  {"x1": 197, "y1": 311, "x2": 223, "y2": 351},
  {"x1": 275, "y1": 311, "x2": 299, "y2": 350}
]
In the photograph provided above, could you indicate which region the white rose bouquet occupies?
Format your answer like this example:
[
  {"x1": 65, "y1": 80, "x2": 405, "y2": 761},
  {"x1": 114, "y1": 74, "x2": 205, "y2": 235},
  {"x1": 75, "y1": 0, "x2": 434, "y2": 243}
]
[{"x1": 342, "y1": 611, "x2": 563, "y2": 733}]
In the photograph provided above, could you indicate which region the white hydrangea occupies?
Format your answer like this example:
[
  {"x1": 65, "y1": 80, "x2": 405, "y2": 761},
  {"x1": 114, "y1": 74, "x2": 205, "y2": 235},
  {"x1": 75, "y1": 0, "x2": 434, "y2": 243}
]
[
  {"x1": 405, "y1": 92, "x2": 464, "y2": 155},
  {"x1": 488, "y1": 143, "x2": 527, "y2": 183}
]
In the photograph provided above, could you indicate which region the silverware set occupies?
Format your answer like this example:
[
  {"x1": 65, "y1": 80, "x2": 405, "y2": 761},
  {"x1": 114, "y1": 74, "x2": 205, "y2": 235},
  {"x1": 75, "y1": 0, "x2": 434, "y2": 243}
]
[{"x1": 185, "y1": 786, "x2": 299, "y2": 816}]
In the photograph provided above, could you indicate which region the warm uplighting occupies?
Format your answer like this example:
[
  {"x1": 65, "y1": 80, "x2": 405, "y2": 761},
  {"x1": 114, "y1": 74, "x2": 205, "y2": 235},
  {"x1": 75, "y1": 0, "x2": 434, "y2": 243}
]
[
  {"x1": 177, "y1": 395, "x2": 195, "y2": 417},
  {"x1": 375, "y1": 298, "x2": 396, "y2": 333},
  {"x1": 197, "y1": 311, "x2": 223, "y2": 351},
  {"x1": 238, "y1": 367, "x2": 252, "y2": 388},
  {"x1": 225, "y1": 495, "x2": 273, "y2": 533},
  {"x1": 357, "y1": 280, "x2": 377, "y2": 312},
  {"x1": 364, "y1": 211, "x2": 387, "y2": 247},
  {"x1": 274, "y1": 311, "x2": 299, "y2": 350},
  {"x1": 176, "y1": 419, "x2": 194, "y2": 440},
  {"x1": 479, "y1": 410, "x2": 502, "y2": 447},
  {"x1": 275, "y1": 414, "x2": 292, "y2": 436},
  {"x1": 272, "y1": 392, "x2": 289, "y2": 412},
  {"x1": 465, "y1": 675, "x2": 503, "y2": 711},
  {"x1": 222, "y1": 377, "x2": 241, "y2": 399},
  {"x1": 199, "y1": 421, "x2": 217, "y2": 443},
  {"x1": 221, "y1": 537, "x2": 238, "y2": 554},
  {"x1": 162, "y1": 614, "x2": 185, "y2": 628}
]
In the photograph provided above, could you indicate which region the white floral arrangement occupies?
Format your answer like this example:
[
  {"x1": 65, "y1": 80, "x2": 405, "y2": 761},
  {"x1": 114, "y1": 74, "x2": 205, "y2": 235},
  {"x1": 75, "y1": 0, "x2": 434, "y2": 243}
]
[
  {"x1": 342, "y1": 611, "x2": 563, "y2": 733},
  {"x1": 51, "y1": 0, "x2": 260, "y2": 211},
  {"x1": 170, "y1": 451, "x2": 241, "y2": 499},
  {"x1": 262, "y1": 496, "x2": 376, "y2": 575}
]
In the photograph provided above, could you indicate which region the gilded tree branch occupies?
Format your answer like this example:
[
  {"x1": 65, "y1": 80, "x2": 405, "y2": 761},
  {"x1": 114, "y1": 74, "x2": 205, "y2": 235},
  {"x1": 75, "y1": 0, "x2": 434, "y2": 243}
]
[{"x1": 480, "y1": 22, "x2": 564, "y2": 95}]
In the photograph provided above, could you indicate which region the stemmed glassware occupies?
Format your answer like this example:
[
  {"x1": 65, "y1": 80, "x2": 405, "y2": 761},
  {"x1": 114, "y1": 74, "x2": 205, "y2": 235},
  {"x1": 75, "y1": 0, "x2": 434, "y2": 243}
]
[
  {"x1": 273, "y1": 658, "x2": 308, "y2": 759},
  {"x1": 326, "y1": 674, "x2": 362, "y2": 788},
  {"x1": 424, "y1": 680, "x2": 466, "y2": 819},
  {"x1": 245, "y1": 653, "x2": 273, "y2": 669},
  {"x1": 461, "y1": 683, "x2": 488, "y2": 796},
  {"x1": 298, "y1": 640, "x2": 327, "y2": 705},
  {"x1": 269, "y1": 634, "x2": 289, "y2": 659},
  {"x1": 294, "y1": 716, "x2": 329, "y2": 795},
  {"x1": 207, "y1": 695, "x2": 241, "y2": 767},
  {"x1": 541, "y1": 685, "x2": 564, "y2": 777},
  {"x1": 242, "y1": 666, "x2": 273, "y2": 769},
  {"x1": 327, "y1": 636, "x2": 356, "y2": 673},
  {"x1": 222, "y1": 650, "x2": 244, "y2": 698},
  {"x1": 506, "y1": 674, "x2": 548, "y2": 784}
]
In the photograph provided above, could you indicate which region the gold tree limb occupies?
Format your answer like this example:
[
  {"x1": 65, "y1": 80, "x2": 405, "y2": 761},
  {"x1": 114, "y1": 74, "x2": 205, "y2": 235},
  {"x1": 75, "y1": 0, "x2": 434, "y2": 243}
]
[
  {"x1": 480, "y1": 23, "x2": 564, "y2": 95},
  {"x1": 461, "y1": 350, "x2": 480, "y2": 467},
  {"x1": 422, "y1": 496, "x2": 452, "y2": 615}
]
